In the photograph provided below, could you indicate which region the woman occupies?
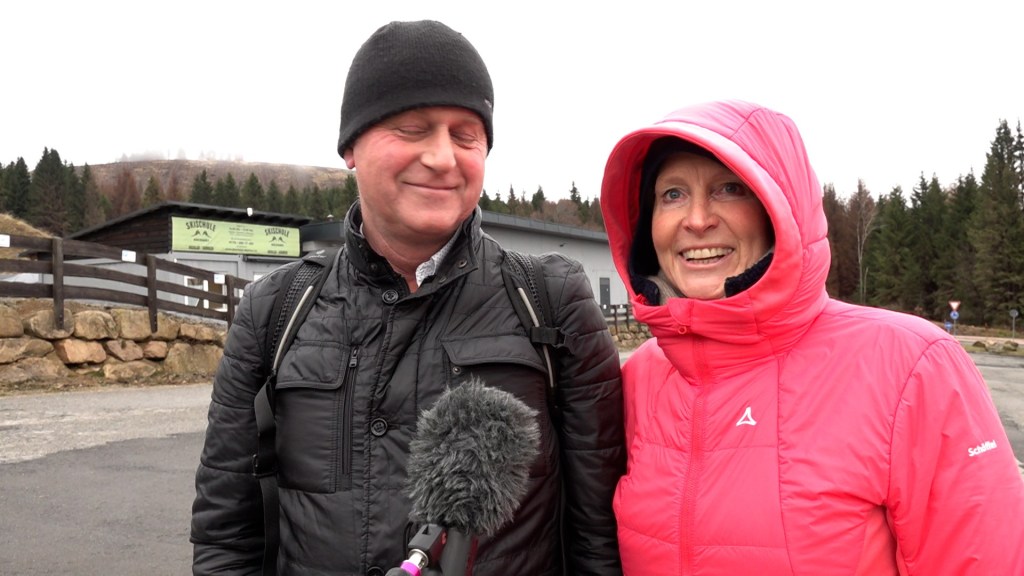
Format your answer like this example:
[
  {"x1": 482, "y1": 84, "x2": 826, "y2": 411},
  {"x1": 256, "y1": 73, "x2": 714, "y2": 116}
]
[{"x1": 601, "y1": 100, "x2": 1024, "y2": 575}]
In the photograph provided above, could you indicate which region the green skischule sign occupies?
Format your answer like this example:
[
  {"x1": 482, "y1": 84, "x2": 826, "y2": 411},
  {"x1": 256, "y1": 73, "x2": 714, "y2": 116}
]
[{"x1": 171, "y1": 217, "x2": 300, "y2": 257}]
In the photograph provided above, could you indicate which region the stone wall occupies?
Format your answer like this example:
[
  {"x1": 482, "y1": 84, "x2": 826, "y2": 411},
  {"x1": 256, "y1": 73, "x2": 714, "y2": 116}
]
[
  {"x1": 608, "y1": 320, "x2": 652, "y2": 349},
  {"x1": 0, "y1": 301, "x2": 226, "y2": 386},
  {"x1": 0, "y1": 299, "x2": 652, "y2": 386}
]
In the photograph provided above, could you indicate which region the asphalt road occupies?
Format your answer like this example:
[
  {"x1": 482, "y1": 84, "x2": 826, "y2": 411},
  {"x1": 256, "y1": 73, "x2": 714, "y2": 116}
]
[{"x1": 0, "y1": 352, "x2": 1022, "y2": 575}]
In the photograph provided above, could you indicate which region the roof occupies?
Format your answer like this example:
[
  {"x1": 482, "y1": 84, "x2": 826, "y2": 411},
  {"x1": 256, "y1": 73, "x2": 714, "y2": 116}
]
[
  {"x1": 68, "y1": 201, "x2": 313, "y2": 240},
  {"x1": 301, "y1": 209, "x2": 609, "y2": 245}
]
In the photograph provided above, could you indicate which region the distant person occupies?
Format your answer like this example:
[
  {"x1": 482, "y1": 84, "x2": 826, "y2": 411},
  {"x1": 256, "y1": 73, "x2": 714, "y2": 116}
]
[
  {"x1": 190, "y1": 19, "x2": 624, "y2": 575},
  {"x1": 600, "y1": 99, "x2": 1024, "y2": 574}
]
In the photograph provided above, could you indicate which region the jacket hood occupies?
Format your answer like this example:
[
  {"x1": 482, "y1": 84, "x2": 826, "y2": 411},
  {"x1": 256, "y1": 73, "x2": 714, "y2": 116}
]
[{"x1": 600, "y1": 100, "x2": 830, "y2": 365}]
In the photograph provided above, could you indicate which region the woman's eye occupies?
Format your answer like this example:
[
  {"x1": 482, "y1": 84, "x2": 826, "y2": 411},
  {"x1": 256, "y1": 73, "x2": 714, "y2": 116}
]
[
  {"x1": 661, "y1": 188, "x2": 690, "y2": 204},
  {"x1": 714, "y1": 182, "x2": 751, "y2": 201}
]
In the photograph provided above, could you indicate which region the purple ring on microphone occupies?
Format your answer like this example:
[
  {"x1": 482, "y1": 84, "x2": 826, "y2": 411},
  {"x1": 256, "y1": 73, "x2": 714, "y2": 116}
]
[{"x1": 400, "y1": 560, "x2": 421, "y2": 576}]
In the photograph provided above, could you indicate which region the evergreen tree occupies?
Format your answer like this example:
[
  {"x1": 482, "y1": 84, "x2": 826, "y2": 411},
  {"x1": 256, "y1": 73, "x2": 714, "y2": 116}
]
[
  {"x1": 590, "y1": 197, "x2": 605, "y2": 230},
  {"x1": 0, "y1": 163, "x2": 7, "y2": 212},
  {"x1": 190, "y1": 170, "x2": 214, "y2": 204},
  {"x1": 506, "y1": 188, "x2": 521, "y2": 214},
  {"x1": 325, "y1": 185, "x2": 344, "y2": 219},
  {"x1": 282, "y1": 184, "x2": 302, "y2": 214},
  {"x1": 947, "y1": 173, "x2": 982, "y2": 325},
  {"x1": 142, "y1": 175, "x2": 163, "y2": 207},
  {"x1": 822, "y1": 184, "x2": 845, "y2": 297},
  {"x1": 341, "y1": 173, "x2": 359, "y2": 208},
  {"x1": 3, "y1": 158, "x2": 32, "y2": 218},
  {"x1": 489, "y1": 190, "x2": 509, "y2": 214},
  {"x1": 865, "y1": 187, "x2": 913, "y2": 309},
  {"x1": 265, "y1": 180, "x2": 283, "y2": 213},
  {"x1": 907, "y1": 174, "x2": 949, "y2": 318},
  {"x1": 212, "y1": 173, "x2": 240, "y2": 208},
  {"x1": 64, "y1": 162, "x2": 85, "y2": 233},
  {"x1": 531, "y1": 186, "x2": 546, "y2": 213},
  {"x1": 302, "y1": 184, "x2": 328, "y2": 219},
  {"x1": 28, "y1": 148, "x2": 70, "y2": 234},
  {"x1": 969, "y1": 120, "x2": 1024, "y2": 325},
  {"x1": 569, "y1": 182, "x2": 582, "y2": 205},
  {"x1": 478, "y1": 189, "x2": 492, "y2": 211},
  {"x1": 241, "y1": 173, "x2": 265, "y2": 208},
  {"x1": 578, "y1": 196, "x2": 592, "y2": 225}
]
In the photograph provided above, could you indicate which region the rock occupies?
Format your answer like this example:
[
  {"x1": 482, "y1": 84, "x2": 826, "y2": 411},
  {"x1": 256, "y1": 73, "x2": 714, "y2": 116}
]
[
  {"x1": 0, "y1": 305, "x2": 24, "y2": 337},
  {"x1": 102, "y1": 360, "x2": 159, "y2": 382},
  {"x1": 22, "y1": 308, "x2": 74, "y2": 339},
  {"x1": 179, "y1": 323, "x2": 224, "y2": 343},
  {"x1": 53, "y1": 339, "x2": 107, "y2": 364},
  {"x1": 104, "y1": 339, "x2": 144, "y2": 362},
  {"x1": 142, "y1": 340, "x2": 169, "y2": 360},
  {"x1": 0, "y1": 337, "x2": 54, "y2": 364},
  {"x1": 163, "y1": 342, "x2": 222, "y2": 375},
  {"x1": 73, "y1": 310, "x2": 119, "y2": 340},
  {"x1": 110, "y1": 309, "x2": 152, "y2": 341}
]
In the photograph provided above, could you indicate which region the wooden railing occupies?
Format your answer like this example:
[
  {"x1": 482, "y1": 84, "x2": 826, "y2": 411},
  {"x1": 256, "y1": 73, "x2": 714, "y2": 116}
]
[
  {"x1": 0, "y1": 234, "x2": 250, "y2": 332},
  {"x1": 602, "y1": 303, "x2": 638, "y2": 330}
]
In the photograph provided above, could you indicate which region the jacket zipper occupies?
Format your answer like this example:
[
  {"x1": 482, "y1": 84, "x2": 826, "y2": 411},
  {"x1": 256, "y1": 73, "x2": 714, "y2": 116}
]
[
  {"x1": 681, "y1": 340, "x2": 709, "y2": 574},
  {"x1": 338, "y1": 347, "x2": 358, "y2": 490}
]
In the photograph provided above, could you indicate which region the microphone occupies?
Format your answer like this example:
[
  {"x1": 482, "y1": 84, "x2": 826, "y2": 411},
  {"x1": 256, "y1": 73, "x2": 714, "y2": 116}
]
[{"x1": 386, "y1": 377, "x2": 540, "y2": 576}]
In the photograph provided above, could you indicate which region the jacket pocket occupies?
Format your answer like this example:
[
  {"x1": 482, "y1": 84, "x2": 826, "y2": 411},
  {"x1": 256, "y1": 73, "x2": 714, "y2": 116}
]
[
  {"x1": 443, "y1": 335, "x2": 555, "y2": 477},
  {"x1": 274, "y1": 341, "x2": 351, "y2": 493}
]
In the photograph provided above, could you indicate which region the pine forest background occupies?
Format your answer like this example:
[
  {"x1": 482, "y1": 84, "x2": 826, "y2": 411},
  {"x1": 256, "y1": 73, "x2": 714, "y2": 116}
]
[{"x1": 2, "y1": 118, "x2": 1023, "y2": 329}]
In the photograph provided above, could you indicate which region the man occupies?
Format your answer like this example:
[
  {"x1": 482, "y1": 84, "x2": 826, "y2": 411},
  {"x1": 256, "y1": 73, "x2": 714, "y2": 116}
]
[{"x1": 191, "y1": 20, "x2": 624, "y2": 575}]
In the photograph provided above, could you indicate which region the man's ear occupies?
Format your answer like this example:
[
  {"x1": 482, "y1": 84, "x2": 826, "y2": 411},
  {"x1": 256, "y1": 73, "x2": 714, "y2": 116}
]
[{"x1": 342, "y1": 148, "x2": 356, "y2": 169}]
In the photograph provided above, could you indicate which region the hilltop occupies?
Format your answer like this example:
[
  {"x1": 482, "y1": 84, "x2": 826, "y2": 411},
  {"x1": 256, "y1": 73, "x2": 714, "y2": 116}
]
[
  {"x1": 0, "y1": 213, "x2": 52, "y2": 259},
  {"x1": 85, "y1": 159, "x2": 354, "y2": 197}
]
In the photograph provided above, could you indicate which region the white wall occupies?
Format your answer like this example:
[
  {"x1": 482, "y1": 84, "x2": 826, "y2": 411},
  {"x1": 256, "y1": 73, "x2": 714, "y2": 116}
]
[{"x1": 483, "y1": 226, "x2": 628, "y2": 307}]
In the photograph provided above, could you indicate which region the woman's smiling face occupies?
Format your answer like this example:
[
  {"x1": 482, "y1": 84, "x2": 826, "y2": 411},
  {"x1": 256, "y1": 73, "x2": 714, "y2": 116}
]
[{"x1": 650, "y1": 151, "x2": 773, "y2": 300}]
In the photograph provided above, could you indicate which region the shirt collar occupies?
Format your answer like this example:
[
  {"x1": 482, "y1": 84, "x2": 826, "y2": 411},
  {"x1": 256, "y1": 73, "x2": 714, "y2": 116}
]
[
  {"x1": 358, "y1": 223, "x2": 460, "y2": 287},
  {"x1": 415, "y1": 231, "x2": 459, "y2": 286}
]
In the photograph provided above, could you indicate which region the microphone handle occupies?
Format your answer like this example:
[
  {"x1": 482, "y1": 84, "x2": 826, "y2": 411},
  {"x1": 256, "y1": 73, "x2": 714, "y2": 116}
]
[{"x1": 438, "y1": 529, "x2": 478, "y2": 576}]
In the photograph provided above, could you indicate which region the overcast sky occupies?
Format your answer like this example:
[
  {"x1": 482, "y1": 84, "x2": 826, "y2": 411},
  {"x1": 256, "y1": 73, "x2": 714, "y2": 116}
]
[{"x1": 3, "y1": 1, "x2": 1021, "y2": 203}]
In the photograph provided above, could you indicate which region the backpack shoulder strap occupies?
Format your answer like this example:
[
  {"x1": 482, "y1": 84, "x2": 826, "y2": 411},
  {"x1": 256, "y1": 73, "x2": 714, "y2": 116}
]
[
  {"x1": 252, "y1": 246, "x2": 338, "y2": 576},
  {"x1": 500, "y1": 249, "x2": 575, "y2": 390}
]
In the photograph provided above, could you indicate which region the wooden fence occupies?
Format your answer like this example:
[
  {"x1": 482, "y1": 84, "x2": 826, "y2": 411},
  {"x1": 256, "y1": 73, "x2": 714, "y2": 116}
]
[{"x1": 0, "y1": 234, "x2": 250, "y2": 332}]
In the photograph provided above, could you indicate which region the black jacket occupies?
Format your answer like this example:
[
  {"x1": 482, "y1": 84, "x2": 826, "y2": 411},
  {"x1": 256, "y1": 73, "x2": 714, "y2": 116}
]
[{"x1": 191, "y1": 204, "x2": 625, "y2": 575}]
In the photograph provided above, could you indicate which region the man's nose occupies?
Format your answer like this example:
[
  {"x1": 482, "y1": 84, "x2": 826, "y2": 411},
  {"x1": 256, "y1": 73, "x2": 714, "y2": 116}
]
[{"x1": 420, "y1": 129, "x2": 457, "y2": 171}]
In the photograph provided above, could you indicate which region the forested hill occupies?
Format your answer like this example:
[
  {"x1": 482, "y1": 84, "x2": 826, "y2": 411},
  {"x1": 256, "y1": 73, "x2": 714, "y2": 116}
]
[{"x1": 86, "y1": 159, "x2": 354, "y2": 201}]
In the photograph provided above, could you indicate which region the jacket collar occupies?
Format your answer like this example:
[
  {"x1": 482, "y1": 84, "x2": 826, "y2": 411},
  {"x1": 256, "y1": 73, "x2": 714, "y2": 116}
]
[{"x1": 343, "y1": 201, "x2": 483, "y2": 291}]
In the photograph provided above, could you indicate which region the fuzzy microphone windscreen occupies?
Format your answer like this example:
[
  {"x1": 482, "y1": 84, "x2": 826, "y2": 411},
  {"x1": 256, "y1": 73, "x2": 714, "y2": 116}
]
[{"x1": 405, "y1": 377, "x2": 540, "y2": 538}]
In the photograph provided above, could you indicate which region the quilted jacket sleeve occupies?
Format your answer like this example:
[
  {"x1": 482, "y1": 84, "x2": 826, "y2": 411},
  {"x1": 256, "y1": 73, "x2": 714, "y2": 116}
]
[
  {"x1": 887, "y1": 339, "x2": 1024, "y2": 574},
  {"x1": 542, "y1": 253, "x2": 626, "y2": 576},
  {"x1": 190, "y1": 268, "x2": 286, "y2": 575}
]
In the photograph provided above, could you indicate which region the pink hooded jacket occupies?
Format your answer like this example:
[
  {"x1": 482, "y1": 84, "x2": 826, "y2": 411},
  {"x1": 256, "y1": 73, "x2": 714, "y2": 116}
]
[{"x1": 600, "y1": 100, "x2": 1024, "y2": 575}]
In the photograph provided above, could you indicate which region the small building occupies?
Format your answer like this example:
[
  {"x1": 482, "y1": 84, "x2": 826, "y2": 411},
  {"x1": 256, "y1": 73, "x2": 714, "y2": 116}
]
[{"x1": 69, "y1": 201, "x2": 311, "y2": 282}]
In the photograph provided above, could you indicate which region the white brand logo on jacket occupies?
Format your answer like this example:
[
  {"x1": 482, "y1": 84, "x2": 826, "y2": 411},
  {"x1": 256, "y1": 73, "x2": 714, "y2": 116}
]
[
  {"x1": 968, "y1": 440, "x2": 997, "y2": 457},
  {"x1": 735, "y1": 406, "x2": 757, "y2": 427}
]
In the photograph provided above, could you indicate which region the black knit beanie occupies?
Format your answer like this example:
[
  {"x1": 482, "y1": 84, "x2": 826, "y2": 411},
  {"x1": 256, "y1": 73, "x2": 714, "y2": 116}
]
[{"x1": 337, "y1": 20, "x2": 494, "y2": 156}]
